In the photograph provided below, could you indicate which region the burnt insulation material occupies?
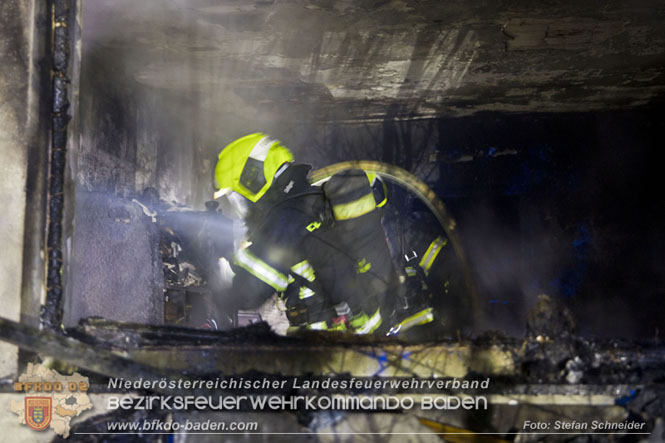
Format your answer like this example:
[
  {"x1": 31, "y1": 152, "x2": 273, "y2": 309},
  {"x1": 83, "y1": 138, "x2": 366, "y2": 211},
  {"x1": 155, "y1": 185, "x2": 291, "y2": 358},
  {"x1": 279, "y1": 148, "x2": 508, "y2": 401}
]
[{"x1": 41, "y1": 0, "x2": 72, "y2": 330}]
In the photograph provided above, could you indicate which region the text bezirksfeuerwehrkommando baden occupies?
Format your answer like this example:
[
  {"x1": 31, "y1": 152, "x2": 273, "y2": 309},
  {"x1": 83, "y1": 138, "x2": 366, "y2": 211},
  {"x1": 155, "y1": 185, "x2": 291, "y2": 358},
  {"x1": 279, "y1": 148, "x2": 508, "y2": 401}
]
[
  {"x1": 107, "y1": 376, "x2": 490, "y2": 411},
  {"x1": 108, "y1": 394, "x2": 488, "y2": 411}
]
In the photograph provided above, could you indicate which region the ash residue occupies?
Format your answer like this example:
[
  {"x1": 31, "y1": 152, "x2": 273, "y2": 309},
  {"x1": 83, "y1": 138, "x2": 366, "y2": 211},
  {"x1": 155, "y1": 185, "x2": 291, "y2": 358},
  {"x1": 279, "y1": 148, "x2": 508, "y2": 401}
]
[
  {"x1": 526, "y1": 294, "x2": 576, "y2": 338},
  {"x1": 512, "y1": 295, "x2": 665, "y2": 387}
]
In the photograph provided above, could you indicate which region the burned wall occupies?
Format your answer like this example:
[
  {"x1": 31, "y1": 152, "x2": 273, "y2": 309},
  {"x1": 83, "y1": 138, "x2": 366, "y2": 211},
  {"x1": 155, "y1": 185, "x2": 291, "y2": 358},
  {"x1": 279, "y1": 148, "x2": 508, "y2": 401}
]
[{"x1": 77, "y1": 51, "x2": 206, "y2": 205}]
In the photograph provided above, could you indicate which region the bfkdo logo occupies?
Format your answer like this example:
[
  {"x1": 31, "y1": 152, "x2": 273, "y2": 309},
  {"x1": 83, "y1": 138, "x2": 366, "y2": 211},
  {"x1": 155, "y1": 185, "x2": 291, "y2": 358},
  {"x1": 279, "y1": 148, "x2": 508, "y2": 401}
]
[
  {"x1": 25, "y1": 397, "x2": 52, "y2": 431},
  {"x1": 10, "y1": 363, "x2": 92, "y2": 438}
]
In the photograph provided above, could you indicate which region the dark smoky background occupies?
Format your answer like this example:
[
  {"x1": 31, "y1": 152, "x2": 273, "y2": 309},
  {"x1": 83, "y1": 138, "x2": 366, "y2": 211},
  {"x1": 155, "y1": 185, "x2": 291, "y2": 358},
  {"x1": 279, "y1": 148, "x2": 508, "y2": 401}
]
[
  {"x1": 302, "y1": 112, "x2": 665, "y2": 339},
  {"x1": 69, "y1": 0, "x2": 665, "y2": 338}
]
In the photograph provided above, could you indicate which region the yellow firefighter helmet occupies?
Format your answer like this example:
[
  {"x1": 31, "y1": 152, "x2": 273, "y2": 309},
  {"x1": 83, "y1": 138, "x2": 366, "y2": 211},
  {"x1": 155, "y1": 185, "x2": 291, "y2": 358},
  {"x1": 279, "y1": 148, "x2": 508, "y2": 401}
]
[{"x1": 213, "y1": 133, "x2": 294, "y2": 203}]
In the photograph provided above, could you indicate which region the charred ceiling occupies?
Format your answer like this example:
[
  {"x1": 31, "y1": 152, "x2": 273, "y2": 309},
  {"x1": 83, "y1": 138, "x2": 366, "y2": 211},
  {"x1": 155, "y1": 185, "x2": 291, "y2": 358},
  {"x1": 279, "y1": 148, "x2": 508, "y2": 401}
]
[{"x1": 81, "y1": 0, "x2": 665, "y2": 122}]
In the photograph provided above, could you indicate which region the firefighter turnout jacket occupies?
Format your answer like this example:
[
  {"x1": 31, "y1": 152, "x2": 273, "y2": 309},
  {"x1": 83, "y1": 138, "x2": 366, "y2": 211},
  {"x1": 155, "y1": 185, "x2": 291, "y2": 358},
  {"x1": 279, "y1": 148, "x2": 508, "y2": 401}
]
[{"x1": 225, "y1": 164, "x2": 398, "y2": 334}]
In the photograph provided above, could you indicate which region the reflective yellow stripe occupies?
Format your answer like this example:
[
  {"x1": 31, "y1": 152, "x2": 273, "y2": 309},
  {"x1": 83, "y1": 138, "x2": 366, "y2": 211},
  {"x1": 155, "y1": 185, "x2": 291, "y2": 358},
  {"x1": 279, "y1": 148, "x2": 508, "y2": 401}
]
[
  {"x1": 356, "y1": 258, "x2": 371, "y2": 274},
  {"x1": 419, "y1": 236, "x2": 447, "y2": 274},
  {"x1": 376, "y1": 178, "x2": 388, "y2": 208},
  {"x1": 394, "y1": 307, "x2": 434, "y2": 332},
  {"x1": 350, "y1": 312, "x2": 368, "y2": 329},
  {"x1": 306, "y1": 221, "x2": 321, "y2": 232},
  {"x1": 353, "y1": 309, "x2": 382, "y2": 335},
  {"x1": 299, "y1": 286, "x2": 315, "y2": 299},
  {"x1": 367, "y1": 172, "x2": 387, "y2": 207},
  {"x1": 290, "y1": 321, "x2": 346, "y2": 332},
  {"x1": 405, "y1": 266, "x2": 417, "y2": 277},
  {"x1": 307, "y1": 321, "x2": 327, "y2": 330},
  {"x1": 332, "y1": 192, "x2": 376, "y2": 221},
  {"x1": 329, "y1": 321, "x2": 347, "y2": 332},
  {"x1": 233, "y1": 248, "x2": 288, "y2": 291},
  {"x1": 290, "y1": 260, "x2": 316, "y2": 282}
]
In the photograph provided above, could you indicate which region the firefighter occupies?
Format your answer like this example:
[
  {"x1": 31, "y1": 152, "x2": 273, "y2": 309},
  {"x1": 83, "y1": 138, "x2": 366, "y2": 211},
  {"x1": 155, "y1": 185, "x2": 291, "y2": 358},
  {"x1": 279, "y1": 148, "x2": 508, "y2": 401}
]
[
  {"x1": 386, "y1": 198, "x2": 466, "y2": 336},
  {"x1": 212, "y1": 133, "x2": 399, "y2": 334}
]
